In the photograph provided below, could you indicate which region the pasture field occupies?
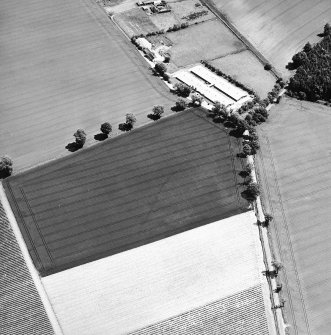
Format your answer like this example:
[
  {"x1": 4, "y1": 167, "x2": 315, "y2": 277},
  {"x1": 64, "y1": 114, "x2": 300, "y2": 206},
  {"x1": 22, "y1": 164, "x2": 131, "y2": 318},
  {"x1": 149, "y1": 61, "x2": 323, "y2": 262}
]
[
  {"x1": 210, "y1": 50, "x2": 275, "y2": 98},
  {"x1": 0, "y1": 0, "x2": 174, "y2": 172},
  {"x1": 4, "y1": 109, "x2": 248, "y2": 276},
  {"x1": 166, "y1": 19, "x2": 246, "y2": 67},
  {"x1": 169, "y1": 0, "x2": 216, "y2": 25},
  {"x1": 212, "y1": 0, "x2": 331, "y2": 77},
  {"x1": 114, "y1": 8, "x2": 160, "y2": 36},
  {"x1": 42, "y1": 212, "x2": 275, "y2": 335},
  {"x1": 148, "y1": 12, "x2": 180, "y2": 31},
  {"x1": 255, "y1": 98, "x2": 331, "y2": 334}
]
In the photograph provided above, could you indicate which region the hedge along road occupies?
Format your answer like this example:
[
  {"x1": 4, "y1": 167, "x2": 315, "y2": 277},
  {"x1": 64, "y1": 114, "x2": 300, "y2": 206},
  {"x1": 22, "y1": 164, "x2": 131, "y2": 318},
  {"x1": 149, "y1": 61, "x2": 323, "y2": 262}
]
[
  {"x1": 0, "y1": 0, "x2": 175, "y2": 172},
  {"x1": 4, "y1": 108, "x2": 249, "y2": 276},
  {"x1": 255, "y1": 98, "x2": 331, "y2": 335}
]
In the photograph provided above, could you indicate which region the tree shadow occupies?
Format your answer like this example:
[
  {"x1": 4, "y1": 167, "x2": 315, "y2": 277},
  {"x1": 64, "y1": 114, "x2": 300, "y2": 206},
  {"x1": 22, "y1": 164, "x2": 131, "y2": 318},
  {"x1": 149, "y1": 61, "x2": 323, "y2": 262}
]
[
  {"x1": 118, "y1": 123, "x2": 133, "y2": 132},
  {"x1": 147, "y1": 113, "x2": 161, "y2": 121},
  {"x1": 286, "y1": 62, "x2": 297, "y2": 70},
  {"x1": 238, "y1": 170, "x2": 250, "y2": 178},
  {"x1": 65, "y1": 142, "x2": 80, "y2": 152},
  {"x1": 212, "y1": 116, "x2": 223, "y2": 123},
  {"x1": 241, "y1": 190, "x2": 256, "y2": 202},
  {"x1": 223, "y1": 121, "x2": 236, "y2": 128},
  {"x1": 0, "y1": 170, "x2": 11, "y2": 179},
  {"x1": 171, "y1": 105, "x2": 185, "y2": 112},
  {"x1": 229, "y1": 129, "x2": 244, "y2": 138},
  {"x1": 94, "y1": 133, "x2": 108, "y2": 141}
]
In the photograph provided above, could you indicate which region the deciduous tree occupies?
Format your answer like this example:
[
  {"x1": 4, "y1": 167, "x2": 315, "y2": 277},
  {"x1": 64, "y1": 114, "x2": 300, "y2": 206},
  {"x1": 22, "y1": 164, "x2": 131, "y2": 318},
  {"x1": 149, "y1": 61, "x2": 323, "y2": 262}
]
[
  {"x1": 241, "y1": 182, "x2": 260, "y2": 201},
  {"x1": 100, "y1": 122, "x2": 112, "y2": 136},
  {"x1": 154, "y1": 62, "x2": 167, "y2": 76},
  {"x1": 126, "y1": 113, "x2": 137, "y2": 126},
  {"x1": 174, "y1": 82, "x2": 191, "y2": 97},
  {"x1": 191, "y1": 92, "x2": 203, "y2": 106},
  {"x1": 74, "y1": 129, "x2": 86, "y2": 148},
  {"x1": 0, "y1": 156, "x2": 13, "y2": 178},
  {"x1": 152, "y1": 105, "x2": 164, "y2": 117},
  {"x1": 175, "y1": 98, "x2": 186, "y2": 111}
]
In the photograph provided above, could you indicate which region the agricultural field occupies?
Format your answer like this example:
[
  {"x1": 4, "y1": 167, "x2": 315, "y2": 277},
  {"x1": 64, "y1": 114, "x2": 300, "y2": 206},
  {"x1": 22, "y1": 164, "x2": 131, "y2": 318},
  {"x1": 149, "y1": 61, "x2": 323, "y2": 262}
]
[
  {"x1": 148, "y1": 12, "x2": 180, "y2": 31},
  {"x1": 0, "y1": 199, "x2": 54, "y2": 335},
  {"x1": 0, "y1": 0, "x2": 174, "y2": 172},
  {"x1": 113, "y1": 0, "x2": 216, "y2": 35},
  {"x1": 42, "y1": 212, "x2": 276, "y2": 335},
  {"x1": 255, "y1": 97, "x2": 331, "y2": 334},
  {"x1": 114, "y1": 8, "x2": 159, "y2": 36},
  {"x1": 169, "y1": 0, "x2": 216, "y2": 25},
  {"x1": 212, "y1": 0, "x2": 331, "y2": 77},
  {"x1": 166, "y1": 19, "x2": 246, "y2": 67},
  {"x1": 4, "y1": 109, "x2": 249, "y2": 276},
  {"x1": 210, "y1": 50, "x2": 275, "y2": 98}
]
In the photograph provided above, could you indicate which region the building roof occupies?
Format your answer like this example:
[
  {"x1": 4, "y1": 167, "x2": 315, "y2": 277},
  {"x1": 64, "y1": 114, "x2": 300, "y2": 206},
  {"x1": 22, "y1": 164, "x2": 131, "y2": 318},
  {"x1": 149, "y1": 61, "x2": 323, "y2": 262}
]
[
  {"x1": 0, "y1": 200, "x2": 54, "y2": 335},
  {"x1": 174, "y1": 70, "x2": 235, "y2": 106},
  {"x1": 190, "y1": 65, "x2": 248, "y2": 101},
  {"x1": 136, "y1": 37, "x2": 153, "y2": 51}
]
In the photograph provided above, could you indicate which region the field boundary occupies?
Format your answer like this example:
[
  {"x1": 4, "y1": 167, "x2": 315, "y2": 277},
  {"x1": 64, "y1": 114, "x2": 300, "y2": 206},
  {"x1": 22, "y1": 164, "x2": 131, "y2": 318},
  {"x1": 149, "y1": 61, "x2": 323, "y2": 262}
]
[{"x1": 200, "y1": 0, "x2": 281, "y2": 79}]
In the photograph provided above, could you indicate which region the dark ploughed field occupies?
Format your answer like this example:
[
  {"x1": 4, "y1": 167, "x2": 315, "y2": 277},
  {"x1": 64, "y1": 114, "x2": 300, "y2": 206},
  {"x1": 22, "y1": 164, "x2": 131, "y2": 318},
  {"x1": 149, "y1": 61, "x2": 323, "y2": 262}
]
[{"x1": 4, "y1": 108, "x2": 248, "y2": 276}]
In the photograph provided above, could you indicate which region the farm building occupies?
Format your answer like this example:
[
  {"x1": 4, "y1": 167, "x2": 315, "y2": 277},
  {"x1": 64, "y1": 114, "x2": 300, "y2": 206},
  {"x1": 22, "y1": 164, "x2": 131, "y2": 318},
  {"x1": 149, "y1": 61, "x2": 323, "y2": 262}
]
[
  {"x1": 173, "y1": 65, "x2": 252, "y2": 109},
  {"x1": 190, "y1": 65, "x2": 247, "y2": 101},
  {"x1": 136, "y1": 37, "x2": 153, "y2": 51},
  {"x1": 175, "y1": 70, "x2": 235, "y2": 106}
]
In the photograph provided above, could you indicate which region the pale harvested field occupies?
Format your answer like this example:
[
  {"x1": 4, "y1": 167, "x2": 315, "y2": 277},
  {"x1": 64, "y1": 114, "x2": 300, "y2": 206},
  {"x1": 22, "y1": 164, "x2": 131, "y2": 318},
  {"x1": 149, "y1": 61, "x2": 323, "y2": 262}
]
[
  {"x1": 212, "y1": 0, "x2": 331, "y2": 77},
  {"x1": 166, "y1": 19, "x2": 246, "y2": 67},
  {"x1": 0, "y1": 0, "x2": 174, "y2": 172},
  {"x1": 210, "y1": 50, "x2": 275, "y2": 98},
  {"x1": 256, "y1": 98, "x2": 331, "y2": 335},
  {"x1": 42, "y1": 212, "x2": 276, "y2": 335}
]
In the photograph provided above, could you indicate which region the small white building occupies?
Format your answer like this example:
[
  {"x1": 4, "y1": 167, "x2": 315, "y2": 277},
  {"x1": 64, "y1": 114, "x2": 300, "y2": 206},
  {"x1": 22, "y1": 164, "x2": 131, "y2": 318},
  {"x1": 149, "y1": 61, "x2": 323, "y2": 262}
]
[{"x1": 135, "y1": 37, "x2": 153, "y2": 51}]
